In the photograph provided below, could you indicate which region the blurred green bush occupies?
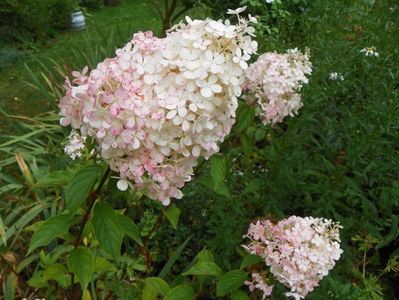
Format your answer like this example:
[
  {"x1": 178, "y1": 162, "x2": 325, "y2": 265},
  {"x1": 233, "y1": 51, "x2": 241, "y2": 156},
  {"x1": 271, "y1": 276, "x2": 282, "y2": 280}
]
[{"x1": 0, "y1": 0, "x2": 118, "y2": 43}]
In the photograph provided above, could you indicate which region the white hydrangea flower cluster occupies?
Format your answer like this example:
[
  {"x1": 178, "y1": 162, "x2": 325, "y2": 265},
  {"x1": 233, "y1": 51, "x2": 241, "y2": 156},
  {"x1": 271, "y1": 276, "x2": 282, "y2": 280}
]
[
  {"x1": 243, "y1": 49, "x2": 312, "y2": 125},
  {"x1": 64, "y1": 130, "x2": 86, "y2": 160},
  {"x1": 243, "y1": 216, "x2": 343, "y2": 300},
  {"x1": 59, "y1": 8, "x2": 257, "y2": 205}
]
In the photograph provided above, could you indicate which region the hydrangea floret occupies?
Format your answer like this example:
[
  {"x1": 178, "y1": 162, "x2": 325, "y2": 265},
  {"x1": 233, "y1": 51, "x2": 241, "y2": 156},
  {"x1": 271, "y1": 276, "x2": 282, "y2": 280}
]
[
  {"x1": 59, "y1": 8, "x2": 257, "y2": 205},
  {"x1": 64, "y1": 130, "x2": 86, "y2": 160},
  {"x1": 245, "y1": 272, "x2": 273, "y2": 299},
  {"x1": 243, "y1": 216, "x2": 343, "y2": 299},
  {"x1": 243, "y1": 49, "x2": 312, "y2": 125}
]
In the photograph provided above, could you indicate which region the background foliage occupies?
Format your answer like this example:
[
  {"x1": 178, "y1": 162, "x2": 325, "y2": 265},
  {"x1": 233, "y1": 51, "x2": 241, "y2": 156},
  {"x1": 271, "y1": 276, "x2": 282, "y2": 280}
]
[{"x1": 1, "y1": 0, "x2": 399, "y2": 299}]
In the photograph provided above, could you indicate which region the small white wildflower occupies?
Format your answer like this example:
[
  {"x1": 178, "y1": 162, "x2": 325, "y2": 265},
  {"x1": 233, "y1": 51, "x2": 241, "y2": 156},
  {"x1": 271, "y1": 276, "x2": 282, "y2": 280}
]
[
  {"x1": 329, "y1": 72, "x2": 344, "y2": 81},
  {"x1": 360, "y1": 47, "x2": 379, "y2": 57},
  {"x1": 64, "y1": 130, "x2": 86, "y2": 160}
]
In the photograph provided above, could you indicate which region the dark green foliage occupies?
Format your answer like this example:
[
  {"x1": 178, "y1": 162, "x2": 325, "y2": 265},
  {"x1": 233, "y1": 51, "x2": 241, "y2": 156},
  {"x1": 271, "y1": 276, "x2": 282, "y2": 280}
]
[
  {"x1": 81, "y1": 0, "x2": 104, "y2": 10},
  {"x1": 0, "y1": 0, "x2": 79, "y2": 41}
]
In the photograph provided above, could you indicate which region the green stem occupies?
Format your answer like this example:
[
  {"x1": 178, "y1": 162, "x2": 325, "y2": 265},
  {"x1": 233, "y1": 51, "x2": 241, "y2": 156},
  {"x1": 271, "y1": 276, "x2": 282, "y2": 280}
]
[
  {"x1": 70, "y1": 167, "x2": 111, "y2": 299},
  {"x1": 362, "y1": 247, "x2": 367, "y2": 278}
]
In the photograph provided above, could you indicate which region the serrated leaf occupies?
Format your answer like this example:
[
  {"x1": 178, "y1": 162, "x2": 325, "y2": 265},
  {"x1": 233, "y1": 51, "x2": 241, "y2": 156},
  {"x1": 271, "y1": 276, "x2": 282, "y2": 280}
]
[
  {"x1": 183, "y1": 261, "x2": 222, "y2": 277},
  {"x1": 66, "y1": 165, "x2": 102, "y2": 213},
  {"x1": 28, "y1": 214, "x2": 74, "y2": 254},
  {"x1": 67, "y1": 248, "x2": 95, "y2": 290},
  {"x1": 163, "y1": 206, "x2": 180, "y2": 230},
  {"x1": 240, "y1": 254, "x2": 262, "y2": 270},
  {"x1": 92, "y1": 202, "x2": 124, "y2": 258},
  {"x1": 115, "y1": 213, "x2": 142, "y2": 246},
  {"x1": 145, "y1": 277, "x2": 170, "y2": 296},
  {"x1": 164, "y1": 284, "x2": 195, "y2": 300},
  {"x1": 216, "y1": 270, "x2": 248, "y2": 296}
]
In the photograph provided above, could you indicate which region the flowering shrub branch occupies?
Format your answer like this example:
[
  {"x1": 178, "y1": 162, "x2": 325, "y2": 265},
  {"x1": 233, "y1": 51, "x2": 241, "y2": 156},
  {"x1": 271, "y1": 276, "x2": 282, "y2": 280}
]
[{"x1": 243, "y1": 216, "x2": 343, "y2": 299}]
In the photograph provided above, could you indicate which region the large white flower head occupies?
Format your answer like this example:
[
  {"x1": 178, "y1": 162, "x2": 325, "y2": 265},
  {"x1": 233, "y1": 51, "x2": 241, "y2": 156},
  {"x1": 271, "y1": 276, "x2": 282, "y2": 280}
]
[
  {"x1": 243, "y1": 216, "x2": 343, "y2": 299},
  {"x1": 59, "y1": 9, "x2": 257, "y2": 205},
  {"x1": 243, "y1": 48, "x2": 312, "y2": 125}
]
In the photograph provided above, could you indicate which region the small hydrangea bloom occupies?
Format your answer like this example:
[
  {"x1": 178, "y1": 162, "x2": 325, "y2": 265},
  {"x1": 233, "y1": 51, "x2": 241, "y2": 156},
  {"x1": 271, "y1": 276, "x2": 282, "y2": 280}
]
[
  {"x1": 64, "y1": 130, "x2": 86, "y2": 160},
  {"x1": 59, "y1": 9, "x2": 257, "y2": 205},
  {"x1": 360, "y1": 47, "x2": 379, "y2": 57},
  {"x1": 329, "y1": 72, "x2": 344, "y2": 81},
  {"x1": 243, "y1": 49, "x2": 312, "y2": 125},
  {"x1": 243, "y1": 216, "x2": 343, "y2": 299},
  {"x1": 245, "y1": 272, "x2": 273, "y2": 299}
]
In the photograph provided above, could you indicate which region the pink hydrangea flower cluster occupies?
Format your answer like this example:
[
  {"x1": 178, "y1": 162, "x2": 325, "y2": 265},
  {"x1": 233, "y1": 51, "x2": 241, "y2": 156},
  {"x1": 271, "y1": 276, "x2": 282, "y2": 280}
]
[
  {"x1": 243, "y1": 216, "x2": 343, "y2": 300},
  {"x1": 245, "y1": 272, "x2": 273, "y2": 299},
  {"x1": 59, "y1": 9, "x2": 257, "y2": 205},
  {"x1": 243, "y1": 48, "x2": 312, "y2": 125}
]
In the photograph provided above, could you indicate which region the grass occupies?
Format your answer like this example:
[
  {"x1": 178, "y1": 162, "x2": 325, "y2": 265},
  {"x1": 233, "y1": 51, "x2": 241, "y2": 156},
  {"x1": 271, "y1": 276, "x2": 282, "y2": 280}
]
[{"x1": 0, "y1": 0, "x2": 161, "y2": 130}]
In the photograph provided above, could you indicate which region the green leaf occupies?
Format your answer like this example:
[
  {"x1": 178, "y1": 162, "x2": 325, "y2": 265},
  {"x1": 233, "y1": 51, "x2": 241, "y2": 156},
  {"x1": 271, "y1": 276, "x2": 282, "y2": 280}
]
[
  {"x1": 210, "y1": 155, "x2": 226, "y2": 184},
  {"x1": 254, "y1": 128, "x2": 266, "y2": 141},
  {"x1": 145, "y1": 277, "x2": 170, "y2": 296},
  {"x1": 114, "y1": 213, "x2": 143, "y2": 246},
  {"x1": 240, "y1": 133, "x2": 252, "y2": 157},
  {"x1": 67, "y1": 248, "x2": 95, "y2": 290},
  {"x1": 209, "y1": 155, "x2": 230, "y2": 197},
  {"x1": 94, "y1": 257, "x2": 117, "y2": 273},
  {"x1": 5, "y1": 273, "x2": 17, "y2": 300},
  {"x1": 196, "y1": 249, "x2": 214, "y2": 263},
  {"x1": 216, "y1": 270, "x2": 248, "y2": 296},
  {"x1": 92, "y1": 202, "x2": 124, "y2": 258},
  {"x1": 376, "y1": 216, "x2": 398, "y2": 249},
  {"x1": 43, "y1": 263, "x2": 71, "y2": 287},
  {"x1": 142, "y1": 285, "x2": 157, "y2": 300},
  {"x1": 66, "y1": 165, "x2": 102, "y2": 213},
  {"x1": 27, "y1": 271, "x2": 48, "y2": 288},
  {"x1": 158, "y1": 235, "x2": 192, "y2": 279},
  {"x1": 163, "y1": 206, "x2": 181, "y2": 230},
  {"x1": 28, "y1": 214, "x2": 74, "y2": 253},
  {"x1": 231, "y1": 289, "x2": 250, "y2": 300},
  {"x1": 0, "y1": 214, "x2": 6, "y2": 245},
  {"x1": 82, "y1": 289, "x2": 92, "y2": 300},
  {"x1": 164, "y1": 284, "x2": 195, "y2": 300},
  {"x1": 36, "y1": 170, "x2": 74, "y2": 187},
  {"x1": 236, "y1": 105, "x2": 255, "y2": 132},
  {"x1": 240, "y1": 254, "x2": 262, "y2": 270},
  {"x1": 183, "y1": 262, "x2": 222, "y2": 277}
]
